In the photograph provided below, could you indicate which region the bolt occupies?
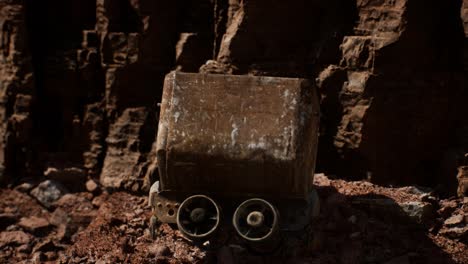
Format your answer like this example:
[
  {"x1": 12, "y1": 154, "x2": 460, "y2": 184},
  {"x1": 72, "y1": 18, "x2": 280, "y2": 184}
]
[
  {"x1": 247, "y1": 211, "x2": 264, "y2": 228},
  {"x1": 190, "y1": 208, "x2": 206, "y2": 223}
]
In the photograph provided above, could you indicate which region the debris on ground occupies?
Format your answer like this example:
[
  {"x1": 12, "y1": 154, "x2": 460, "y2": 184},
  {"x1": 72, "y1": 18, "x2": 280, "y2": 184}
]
[{"x1": 0, "y1": 175, "x2": 466, "y2": 263}]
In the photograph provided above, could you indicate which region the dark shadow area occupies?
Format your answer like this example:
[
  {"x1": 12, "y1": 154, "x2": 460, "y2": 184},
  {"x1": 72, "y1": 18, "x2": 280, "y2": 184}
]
[
  {"x1": 308, "y1": 185, "x2": 457, "y2": 263},
  {"x1": 216, "y1": 0, "x2": 358, "y2": 78},
  {"x1": 306, "y1": 0, "x2": 359, "y2": 77},
  {"x1": 205, "y1": 184, "x2": 458, "y2": 263},
  {"x1": 355, "y1": 0, "x2": 467, "y2": 192},
  {"x1": 10, "y1": 0, "x2": 108, "y2": 191},
  {"x1": 107, "y1": 0, "x2": 142, "y2": 33},
  {"x1": 173, "y1": 0, "x2": 215, "y2": 72},
  {"x1": 24, "y1": 0, "x2": 97, "y2": 157},
  {"x1": 316, "y1": 0, "x2": 468, "y2": 194}
]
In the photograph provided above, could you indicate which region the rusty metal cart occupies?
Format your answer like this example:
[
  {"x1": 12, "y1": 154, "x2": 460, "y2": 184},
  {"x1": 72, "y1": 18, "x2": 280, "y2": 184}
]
[{"x1": 149, "y1": 72, "x2": 320, "y2": 248}]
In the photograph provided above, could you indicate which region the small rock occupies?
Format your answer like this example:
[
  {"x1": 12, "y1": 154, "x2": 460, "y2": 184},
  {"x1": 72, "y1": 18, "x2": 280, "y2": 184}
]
[
  {"x1": 444, "y1": 214, "x2": 464, "y2": 227},
  {"x1": 400, "y1": 202, "x2": 435, "y2": 224},
  {"x1": 131, "y1": 182, "x2": 140, "y2": 193},
  {"x1": 439, "y1": 226, "x2": 468, "y2": 239},
  {"x1": 30, "y1": 180, "x2": 68, "y2": 209},
  {"x1": 49, "y1": 208, "x2": 68, "y2": 227},
  {"x1": 313, "y1": 173, "x2": 331, "y2": 186},
  {"x1": 149, "y1": 244, "x2": 171, "y2": 257},
  {"x1": 6, "y1": 224, "x2": 18, "y2": 231},
  {"x1": 54, "y1": 193, "x2": 93, "y2": 210},
  {"x1": 14, "y1": 182, "x2": 35, "y2": 193},
  {"x1": 3, "y1": 206, "x2": 16, "y2": 214},
  {"x1": 18, "y1": 216, "x2": 50, "y2": 234},
  {"x1": 0, "y1": 231, "x2": 32, "y2": 247},
  {"x1": 134, "y1": 208, "x2": 143, "y2": 215},
  {"x1": 85, "y1": 179, "x2": 100, "y2": 194}
]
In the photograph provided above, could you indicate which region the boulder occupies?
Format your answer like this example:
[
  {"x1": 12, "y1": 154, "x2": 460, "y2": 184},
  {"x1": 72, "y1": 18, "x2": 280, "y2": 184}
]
[
  {"x1": 399, "y1": 202, "x2": 435, "y2": 224},
  {"x1": 30, "y1": 180, "x2": 68, "y2": 209}
]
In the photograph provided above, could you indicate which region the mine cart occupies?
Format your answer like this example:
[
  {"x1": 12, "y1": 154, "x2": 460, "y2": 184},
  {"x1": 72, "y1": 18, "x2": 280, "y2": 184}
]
[{"x1": 149, "y1": 72, "x2": 320, "y2": 249}]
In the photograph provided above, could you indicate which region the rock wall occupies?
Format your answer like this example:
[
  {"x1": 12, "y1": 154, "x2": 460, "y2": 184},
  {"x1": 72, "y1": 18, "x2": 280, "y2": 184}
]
[
  {"x1": 318, "y1": 0, "x2": 467, "y2": 194},
  {"x1": 0, "y1": 0, "x2": 34, "y2": 183},
  {"x1": 0, "y1": 0, "x2": 466, "y2": 195}
]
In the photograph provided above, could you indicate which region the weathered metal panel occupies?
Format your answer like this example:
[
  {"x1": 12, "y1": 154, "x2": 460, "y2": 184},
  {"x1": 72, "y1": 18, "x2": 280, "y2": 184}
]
[{"x1": 156, "y1": 72, "x2": 319, "y2": 199}]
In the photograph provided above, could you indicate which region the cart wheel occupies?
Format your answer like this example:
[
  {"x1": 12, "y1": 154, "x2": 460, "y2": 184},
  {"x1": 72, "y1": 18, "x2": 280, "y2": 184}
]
[
  {"x1": 177, "y1": 195, "x2": 221, "y2": 242},
  {"x1": 232, "y1": 198, "x2": 280, "y2": 245}
]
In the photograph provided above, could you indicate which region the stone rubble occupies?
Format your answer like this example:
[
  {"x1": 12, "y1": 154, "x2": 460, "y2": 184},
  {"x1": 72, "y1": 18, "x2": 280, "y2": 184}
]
[{"x1": 0, "y1": 174, "x2": 466, "y2": 263}]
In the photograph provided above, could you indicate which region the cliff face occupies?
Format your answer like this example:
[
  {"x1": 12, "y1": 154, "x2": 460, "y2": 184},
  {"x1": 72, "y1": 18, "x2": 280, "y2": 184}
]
[
  {"x1": 317, "y1": 0, "x2": 467, "y2": 192},
  {"x1": 0, "y1": 0, "x2": 467, "y2": 195}
]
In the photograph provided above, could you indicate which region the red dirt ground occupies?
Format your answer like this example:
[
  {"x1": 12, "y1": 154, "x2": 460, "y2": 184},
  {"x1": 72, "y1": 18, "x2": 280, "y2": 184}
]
[{"x1": 0, "y1": 175, "x2": 467, "y2": 263}]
